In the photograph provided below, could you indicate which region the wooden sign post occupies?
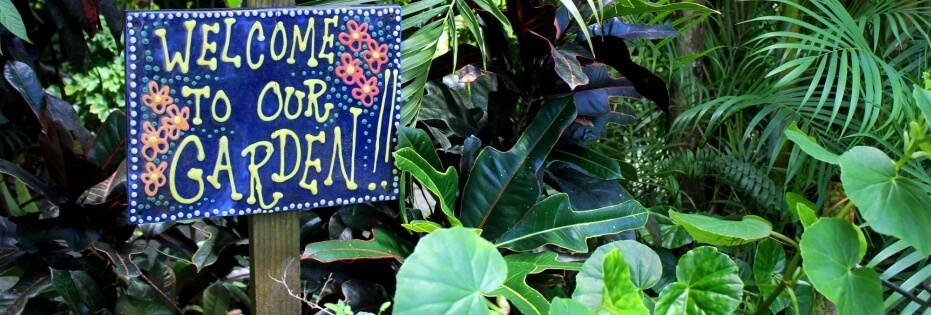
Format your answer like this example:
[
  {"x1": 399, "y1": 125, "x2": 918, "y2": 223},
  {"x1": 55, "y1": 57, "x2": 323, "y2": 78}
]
[{"x1": 123, "y1": 3, "x2": 402, "y2": 313}]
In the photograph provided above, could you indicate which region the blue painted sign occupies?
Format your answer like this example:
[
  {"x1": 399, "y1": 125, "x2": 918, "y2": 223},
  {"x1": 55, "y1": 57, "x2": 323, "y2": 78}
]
[{"x1": 125, "y1": 7, "x2": 401, "y2": 224}]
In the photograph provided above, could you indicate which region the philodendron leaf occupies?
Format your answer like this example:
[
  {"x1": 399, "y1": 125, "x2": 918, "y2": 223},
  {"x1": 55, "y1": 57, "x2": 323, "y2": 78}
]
[
  {"x1": 394, "y1": 147, "x2": 462, "y2": 226},
  {"x1": 548, "y1": 146, "x2": 624, "y2": 180},
  {"x1": 838, "y1": 146, "x2": 931, "y2": 256},
  {"x1": 574, "y1": 240, "x2": 661, "y2": 310},
  {"x1": 602, "y1": 250, "x2": 649, "y2": 315},
  {"x1": 461, "y1": 97, "x2": 576, "y2": 241},
  {"x1": 668, "y1": 210, "x2": 771, "y2": 246},
  {"x1": 398, "y1": 127, "x2": 442, "y2": 171},
  {"x1": 495, "y1": 194, "x2": 648, "y2": 252},
  {"x1": 301, "y1": 228, "x2": 413, "y2": 263},
  {"x1": 550, "y1": 298, "x2": 595, "y2": 315},
  {"x1": 785, "y1": 123, "x2": 840, "y2": 165},
  {"x1": 490, "y1": 252, "x2": 582, "y2": 315},
  {"x1": 654, "y1": 247, "x2": 743, "y2": 315},
  {"x1": 394, "y1": 227, "x2": 507, "y2": 314},
  {"x1": 753, "y1": 239, "x2": 789, "y2": 314},
  {"x1": 800, "y1": 219, "x2": 882, "y2": 315}
]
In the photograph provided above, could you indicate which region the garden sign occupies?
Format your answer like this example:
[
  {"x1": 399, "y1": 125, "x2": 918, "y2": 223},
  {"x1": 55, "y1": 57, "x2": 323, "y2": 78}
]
[{"x1": 124, "y1": 7, "x2": 402, "y2": 224}]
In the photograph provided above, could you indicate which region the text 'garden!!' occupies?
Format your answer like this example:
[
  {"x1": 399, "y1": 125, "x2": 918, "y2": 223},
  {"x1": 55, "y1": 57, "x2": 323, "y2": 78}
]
[{"x1": 125, "y1": 7, "x2": 402, "y2": 224}]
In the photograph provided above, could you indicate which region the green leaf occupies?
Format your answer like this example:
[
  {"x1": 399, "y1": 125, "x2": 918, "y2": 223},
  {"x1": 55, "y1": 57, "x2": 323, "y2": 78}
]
[
  {"x1": 0, "y1": 269, "x2": 51, "y2": 314},
  {"x1": 785, "y1": 192, "x2": 817, "y2": 222},
  {"x1": 0, "y1": 159, "x2": 66, "y2": 206},
  {"x1": 839, "y1": 146, "x2": 931, "y2": 256},
  {"x1": 191, "y1": 225, "x2": 242, "y2": 271},
  {"x1": 14, "y1": 180, "x2": 38, "y2": 214},
  {"x1": 654, "y1": 247, "x2": 743, "y2": 315},
  {"x1": 0, "y1": 175, "x2": 23, "y2": 217},
  {"x1": 461, "y1": 97, "x2": 577, "y2": 241},
  {"x1": 203, "y1": 281, "x2": 231, "y2": 315},
  {"x1": 490, "y1": 252, "x2": 582, "y2": 315},
  {"x1": 394, "y1": 147, "x2": 462, "y2": 226},
  {"x1": 753, "y1": 239, "x2": 789, "y2": 314},
  {"x1": 668, "y1": 210, "x2": 771, "y2": 246},
  {"x1": 0, "y1": 0, "x2": 30, "y2": 43},
  {"x1": 784, "y1": 123, "x2": 839, "y2": 165},
  {"x1": 574, "y1": 240, "x2": 661, "y2": 309},
  {"x1": 495, "y1": 194, "x2": 648, "y2": 252},
  {"x1": 301, "y1": 228, "x2": 413, "y2": 263},
  {"x1": 600, "y1": 0, "x2": 718, "y2": 21},
  {"x1": 602, "y1": 250, "x2": 649, "y2": 315},
  {"x1": 549, "y1": 298, "x2": 595, "y2": 315},
  {"x1": 914, "y1": 82, "x2": 931, "y2": 123},
  {"x1": 115, "y1": 278, "x2": 175, "y2": 315},
  {"x1": 548, "y1": 146, "x2": 624, "y2": 180},
  {"x1": 91, "y1": 241, "x2": 143, "y2": 277},
  {"x1": 51, "y1": 268, "x2": 107, "y2": 315},
  {"x1": 398, "y1": 127, "x2": 442, "y2": 171},
  {"x1": 394, "y1": 227, "x2": 507, "y2": 314},
  {"x1": 800, "y1": 219, "x2": 882, "y2": 315},
  {"x1": 401, "y1": 220, "x2": 443, "y2": 234},
  {"x1": 148, "y1": 263, "x2": 176, "y2": 303},
  {"x1": 797, "y1": 203, "x2": 818, "y2": 228},
  {"x1": 87, "y1": 111, "x2": 126, "y2": 176}
]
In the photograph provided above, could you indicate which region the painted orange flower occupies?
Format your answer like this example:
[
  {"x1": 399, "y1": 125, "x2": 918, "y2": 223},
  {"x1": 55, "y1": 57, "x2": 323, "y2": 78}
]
[
  {"x1": 141, "y1": 81, "x2": 172, "y2": 114},
  {"x1": 351, "y1": 76, "x2": 380, "y2": 107},
  {"x1": 335, "y1": 53, "x2": 365, "y2": 85},
  {"x1": 141, "y1": 161, "x2": 167, "y2": 196},
  {"x1": 363, "y1": 40, "x2": 389, "y2": 74},
  {"x1": 338, "y1": 20, "x2": 371, "y2": 52},
  {"x1": 160, "y1": 104, "x2": 190, "y2": 140},
  {"x1": 140, "y1": 121, "x2": 169, "y2": 161}
]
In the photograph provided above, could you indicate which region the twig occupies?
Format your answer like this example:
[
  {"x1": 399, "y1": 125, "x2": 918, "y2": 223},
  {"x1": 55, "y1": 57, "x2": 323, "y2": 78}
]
[{"x1": 270, "y1": 258, "x2": 326, "y2": 311}]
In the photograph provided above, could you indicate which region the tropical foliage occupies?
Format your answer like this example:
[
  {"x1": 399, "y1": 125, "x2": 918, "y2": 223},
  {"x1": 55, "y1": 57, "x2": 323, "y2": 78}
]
[{"x1": 1, "y1": 0, "x2": 931, "y2": 314}]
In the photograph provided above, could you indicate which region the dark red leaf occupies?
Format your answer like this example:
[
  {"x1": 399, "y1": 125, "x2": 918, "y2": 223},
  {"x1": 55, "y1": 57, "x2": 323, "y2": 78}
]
[
  {"x1": 584, "y1": 36, "x2": 670, "y2": 118},
  {"x1": 98, "y1": 0, "x2": 123, "y2": 45},
  {"x1": 46, "y1": 0, "x2": 89, "y2": 71}
]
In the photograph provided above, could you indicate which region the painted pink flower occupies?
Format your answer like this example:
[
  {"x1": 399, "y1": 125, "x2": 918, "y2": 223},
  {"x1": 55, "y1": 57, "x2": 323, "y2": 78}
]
[
  {"x1": 338, "y1": 20, "x2": 371, "y2": 52},
  {"x1": 363, "y1": 40, "x2": 389, "y2": 74},
  {"x1": 140, "y1": 121, "x2": 168, "y2": 162},
  {"x1": 160, "y1": 104, "x2": 190, "y2": 140},
  {"x1": 334, "y1": 53, "x2": 365, "y2": 85},
  {"x1": 351, "y1": 76, "x2": 380, "y2": 107},
  {"x1": 141, "y1": 81, "x2": 172, "y2": 114},
  {"x1": 141, "y1": 161, "x2": 167, "y2": 196}
]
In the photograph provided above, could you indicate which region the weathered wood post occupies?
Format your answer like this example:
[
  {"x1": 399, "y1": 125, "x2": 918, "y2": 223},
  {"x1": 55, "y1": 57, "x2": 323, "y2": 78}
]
[{"x1": 242, "y1": 1, "x2": 301, "y2": 313}]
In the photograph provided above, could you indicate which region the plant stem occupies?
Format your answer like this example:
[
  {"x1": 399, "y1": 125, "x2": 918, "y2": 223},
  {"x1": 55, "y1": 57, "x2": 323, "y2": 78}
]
[
  {"x1": 486, "y1": 297, "x2": 506, "y2": 314},
  {"x1": 753, "y1": 251, "x2": 802, "y2": 315},
  {"x1": 769, "y1": 231, "x2": 799, "y2": 249},
  {"x1": 833, "y1": 202, "x2": 854, "y2": 220}
]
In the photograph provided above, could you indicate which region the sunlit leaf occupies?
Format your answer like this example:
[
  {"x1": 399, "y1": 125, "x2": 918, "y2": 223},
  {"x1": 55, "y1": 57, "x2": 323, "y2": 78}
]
[
  {"x1": 491, "y1": 252, "x2": 582, "y2": 315},
  {"x1": 301, "y1": 228, "x2": 413, "y2": 263},
  {"x1": 668, "y1": 210, "x2": 771, "y2": 246},
  {"x1": 654, "y1": 247, "x2": 743, "y2": 315}
]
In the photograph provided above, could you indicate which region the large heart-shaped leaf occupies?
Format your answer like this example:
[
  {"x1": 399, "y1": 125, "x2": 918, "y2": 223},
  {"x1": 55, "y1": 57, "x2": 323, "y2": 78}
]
[
  {"x1": 490, "y1": 252, "x2": 582, "y2": 315},
  {"x1": 668, "y1": 210, "x2": 771, "y2": 246},
  {"x1": 460, "y1": 97, "x2": 576, "y2": 241},
  {"x1": 654, "y1": 246, "x2": 743, "y2": 315},
  {"x1": 394, "y1": 147, "x2": 462, "y2": 226},
  {"x1": 301, "y1": 228, "x2": 413, "y2": 263},
  {"x1": 602, "y1": 249, "x2": 649, "y2": 314},
  {"x1": 394, "y1": 227, "x2": 506, "y2": 314},
  {"x1": 495, "y1": 193, "x2": 647, "y2": 252},
  {"x1": 574, "y1": 240, "x2": 661, "y2": 309},
  {"x1": 753, "y1": 239, "x2": 789, "y2": 314},
  {"x1": 838, "y1": 146, "x2": 931, "y2": 256},
  {"x1": 800, "y1": 219, "x2": 882, "y2": 315}
]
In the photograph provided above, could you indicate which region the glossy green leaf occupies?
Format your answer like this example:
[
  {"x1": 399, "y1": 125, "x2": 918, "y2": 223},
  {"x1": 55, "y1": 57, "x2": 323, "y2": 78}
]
[
  {"x1": 115, "y1": 278, "x2": 175, "y2": 315},
  {"x1": 753, "y1": 239, "x2": 789, "y2": 314},
  {"x1": 797, "y1": 203, "x2": 818, "y2": 228},
  {"x1": 642, "y1": 212, "x2": 694, "y2": 249},
  {"x1": 800, "y1": 219, "x2": 882, "y2": 315},
  {"x1": 203, "y1": 281, "x2": 249, "y2": 315},
  {"x1": 87, "y1": 110, "x2": 126, "y2": 175},
  {"x1": 301, "y1": 228, "x2": 413, "y2": 263},
  {"x1": 149, "y1": 263, "x2": 177, "y2": 303},
  {"x1": 51, "y1": 268, "x2": 106, "y2": 315},
  {"x1": 574, "y1": 240, "x2": 661, "y2": 309},
  {"x1": 654, "y1": 247, "x2": 743, "y2": 315},
  {"x1": 785, "y1": 192, "x2": 817, "y2": 222},
  {"x1": 668, "y1": 210, "x2": 771, "y2": 246},
  {"x1": 394, "y1": 227, "x2": 507, "y2": 314},
  {"x1": 548, "y1": 146, "x2": 624, "y2": 180},
  {"x1": 600, "y1": 0, "x2": 718, "y2": 21},
  {"x1": 461, "y1": 97, "x2": 576, "y2": 241},
  {"x1": 491, "y1": 252, "x2": 582, "y2": 315},
  {"x1": 602, "y1": 250, "x2": 649, "y2": 315},
  {"x1": 191, "y1": 225, "x2": 242, "y2": 271},
  {"x1": 91, "y1": 241, "x2": 143, "y2": 277},
  {"x1": 913, "y1": 77, "x2": 931, "y2": 122},
  {"x1": 398, "y1": 126, "x2": 442, "y2": 171},
  {"x1": 0, "y1": 0, "x2": 30, "y2": 42},
  {"x1": 400, "y1": 19, "x2": 443, "y2": 127},
  {"x1": 401, "y1": 220, "x2": 444, "y2": 234},
  {"x1": 496, "y1": 194, "x2": 648, "y2": 252},
  {"x1": 0, "y1": 175, "x2": 23, "y2": 217},
  {"x1": 549, "y1": 298, "x2": 594, "y2": 315},
  {"x1": 839, "y1": 146, "x2": 931, "y2": 256},
  {"x1": 0, "y1": 270, "x2": 51, "y2": 314},
  {"x1": 394, "y1": 147, "x2": 462, "y2": 226},
  {"x1": 785, "y1": 123, "x2": 840, "y2": 165}
]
